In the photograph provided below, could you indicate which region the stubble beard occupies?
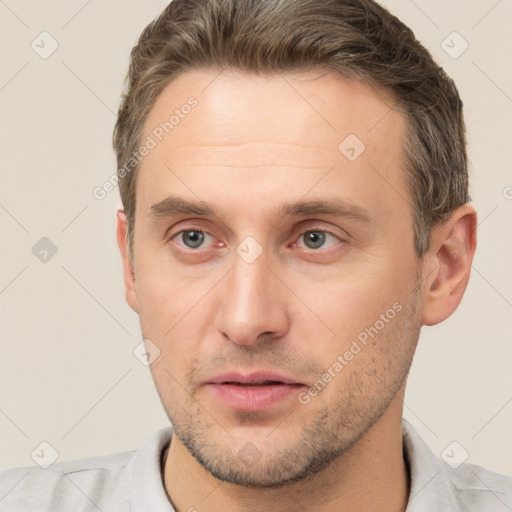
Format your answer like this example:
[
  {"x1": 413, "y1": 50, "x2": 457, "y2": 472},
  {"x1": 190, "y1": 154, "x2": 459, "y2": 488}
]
[{"x1": 152, "y1": 289, "x2": 422, "y2": 488}]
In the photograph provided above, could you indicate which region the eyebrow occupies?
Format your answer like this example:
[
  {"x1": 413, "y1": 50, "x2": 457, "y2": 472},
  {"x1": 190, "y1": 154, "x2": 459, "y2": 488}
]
[{"x1": 149, "y1": 195, "x2": 373, "y2": 223}]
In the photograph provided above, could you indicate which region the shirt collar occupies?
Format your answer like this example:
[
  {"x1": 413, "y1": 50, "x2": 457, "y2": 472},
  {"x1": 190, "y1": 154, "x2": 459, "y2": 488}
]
[
  {"x1": 126, "y1": 420, "x2": 459, "y2": 511},
  {"x1": 127, "y1": 426, "x2": 175, "y2": 511},
  {"x1": 402, "y1": 418, "x2": 460, "y2": 511}
]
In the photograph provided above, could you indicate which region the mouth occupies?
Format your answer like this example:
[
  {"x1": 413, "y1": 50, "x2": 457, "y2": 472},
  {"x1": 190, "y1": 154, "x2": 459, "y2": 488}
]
[
  {"x1": 205, "y1": 371, "x2": 306, "y2": 412},
  {"x1": 220, "y1": 380, "x2": 289, "y2": 386}
]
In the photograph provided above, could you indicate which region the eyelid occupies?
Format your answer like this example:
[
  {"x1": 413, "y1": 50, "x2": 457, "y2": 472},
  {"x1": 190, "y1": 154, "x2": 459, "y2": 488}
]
[
  {"x1": 165, "y1": 217, "x2": 216, "y2": 239},
  {"x1": 292, "y1": 223, "x2": 350, "y2": 243},
  {"x1": 290, "y1": 227, "x2": 346, "y2": 251},
  {"x1": 169, "y1": 227, "x2": 219, "y2": 249}
]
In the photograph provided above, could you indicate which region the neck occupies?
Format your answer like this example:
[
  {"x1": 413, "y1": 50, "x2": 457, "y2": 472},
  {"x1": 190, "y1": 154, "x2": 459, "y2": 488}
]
[{"x1": 162, "y1": 392, "x2": 409, "y2": 512}]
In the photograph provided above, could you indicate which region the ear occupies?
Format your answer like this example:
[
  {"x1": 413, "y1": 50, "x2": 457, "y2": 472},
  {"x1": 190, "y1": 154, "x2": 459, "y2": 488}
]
[
  {"x1": 116, "y1": 209, "x2": 138, "y2": 313},
  {"x1": 421, "y1": 205, "x2": 477, "y2": 326}
]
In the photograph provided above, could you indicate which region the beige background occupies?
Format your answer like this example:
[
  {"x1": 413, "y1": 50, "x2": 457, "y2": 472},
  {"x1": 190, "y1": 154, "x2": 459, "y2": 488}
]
[{"x1": 1, "y1": 0, "x2": 511, "y2": 476}]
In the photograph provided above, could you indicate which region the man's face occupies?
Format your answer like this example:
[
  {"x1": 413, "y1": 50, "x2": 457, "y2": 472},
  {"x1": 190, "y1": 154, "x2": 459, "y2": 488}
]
[{"x1": 129, "y1": 69, "x2": 424, "y2": 486}]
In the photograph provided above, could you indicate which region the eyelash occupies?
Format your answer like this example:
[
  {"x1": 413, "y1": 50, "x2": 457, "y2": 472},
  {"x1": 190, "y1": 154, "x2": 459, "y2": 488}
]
[{"x1": 169, "y1": 226, "x2": 344, "y2": 252}]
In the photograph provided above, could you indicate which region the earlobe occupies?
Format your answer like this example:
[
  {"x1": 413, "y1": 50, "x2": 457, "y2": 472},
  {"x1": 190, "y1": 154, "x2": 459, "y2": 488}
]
[
  {"x1": 116, "y1": 209, "x2": 138, "y2": 313},
  {"x1": 422, "y1": 205, "x2": 477, "y2": 326}
]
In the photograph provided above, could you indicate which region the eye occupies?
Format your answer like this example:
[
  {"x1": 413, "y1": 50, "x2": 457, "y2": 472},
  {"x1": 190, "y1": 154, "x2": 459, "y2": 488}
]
[
  {"x1": 295, "y1": 230, "x2": 341, "y2": 250},
  {"x1": 172, "y1": 229, "x2": 215, "y2": 249},
  {"x1": 169, "y1": 227, "x2": 344, "y2": 254}
]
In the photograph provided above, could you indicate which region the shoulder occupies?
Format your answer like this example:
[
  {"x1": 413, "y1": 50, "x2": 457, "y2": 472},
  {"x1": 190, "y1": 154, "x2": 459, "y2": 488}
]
[
  {"x1": 449, "y1": 461, "x2": 512, "y2": 511},
  {"x1": 0, "y1": 427, "x2": 174, "y2": 512},
  {"x1": 0, "y1": 450, "x2": 133, "y2": 512},
  {"x1": 402, "y1": 419, "x2": 512, "y2": 511}
]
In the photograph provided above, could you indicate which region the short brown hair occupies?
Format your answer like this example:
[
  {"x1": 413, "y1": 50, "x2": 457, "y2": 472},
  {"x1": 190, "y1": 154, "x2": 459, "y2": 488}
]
[{"x1": 113, "y1": 0, "x2": 469, "y2": 260}]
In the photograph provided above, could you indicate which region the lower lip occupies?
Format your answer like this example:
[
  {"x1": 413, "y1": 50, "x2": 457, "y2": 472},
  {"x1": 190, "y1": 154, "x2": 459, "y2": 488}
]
[{"x1": 206, "y1": 383, "x2": 305, "y2": 412}]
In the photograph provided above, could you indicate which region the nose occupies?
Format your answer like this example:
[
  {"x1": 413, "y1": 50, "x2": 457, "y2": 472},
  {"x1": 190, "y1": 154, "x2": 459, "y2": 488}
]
[{"x1": 214, "y1": 248, "x2": 290, "y2": 347}]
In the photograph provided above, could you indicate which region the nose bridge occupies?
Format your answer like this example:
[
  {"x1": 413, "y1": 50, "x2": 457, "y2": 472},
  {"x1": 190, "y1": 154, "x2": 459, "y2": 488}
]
[{"x1": 215, "y1": 242, "x2": 288, "y2": 345}]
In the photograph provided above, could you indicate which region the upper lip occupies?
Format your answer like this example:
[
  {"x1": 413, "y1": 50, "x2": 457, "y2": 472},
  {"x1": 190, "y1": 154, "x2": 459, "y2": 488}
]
[{"x1": 206, "y1": 370, "x2": 304, "y2": 385}]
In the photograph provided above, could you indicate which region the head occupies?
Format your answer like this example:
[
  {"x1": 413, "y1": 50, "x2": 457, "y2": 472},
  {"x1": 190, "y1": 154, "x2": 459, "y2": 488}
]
[{"x1": 114, "y1": 0, "x2": 476, "y2": 487}]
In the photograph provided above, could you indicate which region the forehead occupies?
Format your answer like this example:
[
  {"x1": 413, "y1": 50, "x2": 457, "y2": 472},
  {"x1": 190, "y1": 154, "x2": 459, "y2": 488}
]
[
  {"x1": 143, "y1": 68, "x2": 401, "y2": 149},
  {"x1": 136, "y1": 68, "x2": 409, "y2": 224}
]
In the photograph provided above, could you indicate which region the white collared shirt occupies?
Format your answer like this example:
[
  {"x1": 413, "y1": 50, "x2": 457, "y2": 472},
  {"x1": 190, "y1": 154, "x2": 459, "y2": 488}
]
[{"x1": 1, "y1": 419, "x2": 511, "y2": 511}]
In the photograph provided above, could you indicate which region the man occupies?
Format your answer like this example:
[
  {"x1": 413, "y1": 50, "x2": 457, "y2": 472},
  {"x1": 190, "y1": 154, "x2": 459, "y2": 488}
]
[{"x1": 1, "y1": 0, "x2": 511, "y2": 510}]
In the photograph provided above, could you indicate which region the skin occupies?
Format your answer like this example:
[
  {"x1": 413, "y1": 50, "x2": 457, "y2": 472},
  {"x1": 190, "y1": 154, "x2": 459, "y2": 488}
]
[{"x1": 116, "y1": 69, "x2": 477, "y2": 512}]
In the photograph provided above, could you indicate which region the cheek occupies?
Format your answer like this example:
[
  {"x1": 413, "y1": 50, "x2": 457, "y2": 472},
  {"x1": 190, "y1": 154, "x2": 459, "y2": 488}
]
[
  {"x1": 135, "y1": 265, "x2": 212, "y2": 376},
  {"x1": 148, "y1": 358, "x2": 200, "y2": 423},
  {"x1": 292, "y1": 259, "x2": 419, "y2": 392},
  {"x1": 135, "y1": 246, "x2": 198, "y2": 322},
  {"x1": 136, "y1": 280, "x2": 177, "y2": 335},
  {"x1": 302, "y1": 262, "x2": 411, "y2": 337}
]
